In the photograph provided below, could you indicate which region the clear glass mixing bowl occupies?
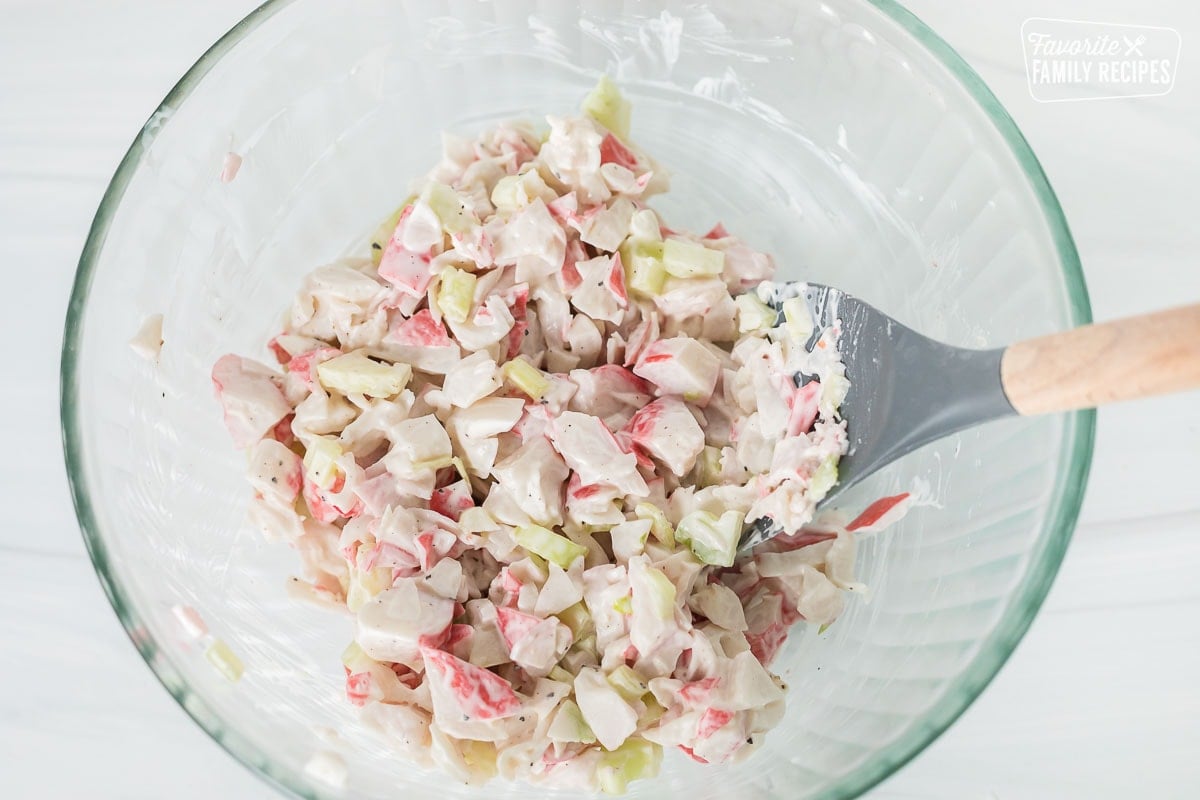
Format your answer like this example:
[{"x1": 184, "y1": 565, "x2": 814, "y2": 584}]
[{"x1": 61, "y1": 1, "x2": 1093, "y2": 798}]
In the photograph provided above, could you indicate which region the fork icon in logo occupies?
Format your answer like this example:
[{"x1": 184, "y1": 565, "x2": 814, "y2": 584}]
[{"x1": 1124, "y1": 35, "x2": 1147, "y2": 56}]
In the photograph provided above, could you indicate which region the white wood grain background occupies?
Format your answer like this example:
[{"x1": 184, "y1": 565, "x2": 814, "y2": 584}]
[{"x1": 2, "y1": 1, "x2": 1197, "y2": 798}]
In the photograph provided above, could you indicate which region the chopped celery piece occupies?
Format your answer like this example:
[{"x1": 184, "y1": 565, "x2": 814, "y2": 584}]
[
  {"x1": 548, "y1": 699, "x2": 597, "y2": 744},
  {"x1": 458, "y1": 507, "x2": 498, "y2": 534},
  {"x1": 557, "y1": 602, "x2": 594, "y2": 638},
  {"x1": 412, "y1": 454, "x2": 452, "y2": 475},
  {"x1": 621, "y1": 240, "x2": 666, "y2": 297},
  {"x1": 205, "y1": 639, "x2": 244, "y2": 682},
  {"x1": 423, "y1": 182, "x2": 475, "y2": 234},
  {"x1": 808, "y1": 457, "x2": 839, "y2": 502},
  {"x1": 582, "y1": 75, "x2": 631, "y2": 139},
  {"x1": 412, "y1": 451, "x2": 467, "y2": 478},
  {"x1": 634, "y1": 503, "x2": 675, "y2": 549},
  {"x1": 515, "y1": 524, "x2": 588, "y2": 569},
  {"x1": 819, "y1": 372, "x2": 850, "y2": 419},
  {"x1": 675, "y1": 509, "x2": 743, "y2": 568},
  {"x1": 342, "y1": 641, "x2": 382, "y2": 675},
  {"x1": 340, "y1": 641, "x2": 367, "y2": 669},
  {"x1": 606, "y1": 665, "x2": 648, "y2": 702},
  {"x1": 662, "y1": 239, "x2": 724, "y2": 278},
  {"x1": 694, "y1": 445, "x2": 723, "y2": 488},
  {"x1": 597, "y1": 738, "x2": 662, "y2": 795},
  {"x1": 640, "y1": 695, "x2": 665, "y2": 725},
  {"x1": 490, "y1": 175, "x2": 523, "y2": 212},
  {"x1": 504, "y1": 358, "x2": 551, "y2": 400},
  {"x1": 344, "y1": 580, "x2": 368, "y2": 614},
  {"x1": 782, "y1": 296, "x2": 814, "y2": 343},
  {"x1": 303, "y1": 436, "x2": 342, "y2": 490},
  {"x1": 346, "y1": 565, "x2": 392, "y2": 612},
  {"x1": 437, "y1": 267, "x2": 477, "y2": 324},
  {"x1": 460, "y1": 740, "x2": 498, "y2": 780},
  {"x1": 549, "y1": 665, "x2": 576, "y2": 685},
  {"x1": 317, "y1": 351, "x2": 412, "y2": 398},
  {"x1": 735, "y1": 292, "x2": 778, "y2": 334},
  {"x1": 572, "y1": 634, "x2": 598, "y2": 658},
  {"x1": 490, "y1": 171, "x2": 552, "y2": 212},
  {"x1": 639, "y1": 565, "x2": 676, "y2": 620},
  {"x1": 525, "y1": 550, "x2": 549, "y2": 574},
  {"x1": 612, "y1": 595, "x2": 632, "y2": 615}
]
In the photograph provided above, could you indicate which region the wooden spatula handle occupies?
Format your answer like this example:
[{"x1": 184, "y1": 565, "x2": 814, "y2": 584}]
[{"x1": 1000, "y1": 303, "x2": 1200, "y2": 415}]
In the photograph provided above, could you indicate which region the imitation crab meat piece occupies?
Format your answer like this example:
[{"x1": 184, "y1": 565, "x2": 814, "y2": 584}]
[
  {"x1": 378, "y1": 242, "x2": 433, "y2": 297},
  {"x1": 534, "y1": 561, "x2": 585, "y2": 617},
  {"x1": 721, "y1": 650, "x2": 785, "y2": 711},
  {"x1": 609, "y1": 518, "x2": 652, "y2": 563},
  {"x1": 211, "y1": 354, "x2": 292, "y2": 448},
  {"x1": 573, "y1": 667, "x2": 638, "y2": 751},
  {"x1": 847, "y1": 493, "x2": 912, "y2": 532},
  {"x1": 493, "y1": 199, "x2": 566, "y2": 283},
  {"x1": 581, "y1": 563, "x2": 633, "y2": 651},
  {"x1": 383, "y1": 310, "x2": 462, "y2": 373},
  {"x1": 540, "y1": 115, "x2": 609, "y2": 204},
  {"x1": 623, "y1": 312, "x2": 660, "y2": 367},
  {"x1": 429, "y1": 480, "x2": 475, "y2": 523},
  {"x1": 627, "y1": 555, "x2": 690, "y2": 675},
  {"x1": 399, "y1": 198, "x2": 444, "y2": 252},
  {"x1": 564, "y1": 314, "x2": 604, "y2": 368},
  {"x1": 633, "y1": 337, "x2": 722, "y2": 405},
  {"x1": 422, "y1": 646, "x2": 521, "y2": 722},
  {"x1": 785, "y1": 379, "x2": 822, "y2": 437},
  {"x1": 289, "y1": 262, "x2": 386, "y2": 343},
  {"x1": 568, "y1": 365, "x2": 652, "y2": 432},
  {"x1": 355, "y1": 579, "x2": 455, "y2": 665},
  {"x1": 549, "y1": 411, "x2": 648, "y2": 497},
  {"x1": 247, "y1": 438, "x2": 303, "y2": 504},
  {"x1": 569, "y1": 254, "x2": 628, "y2": 324},
  {"x1": 579, "y1": 197, "x2": 635, "y2": 253},
  {"x1": 494, "y1": 606, "x2": 573, "y2": 677},
  {"x1": 688, "y1": 583, "x2": 747, "y2": 632},
  {"x1": 624, "y1": 397, "x2": 705, "y2": 476},
  {"x1": 599, "y1": 133, "x2": 639, "y2": 170},
  {"x1": 382, "y1": 415, "x2": 452, "y2": 497},
  {"x1": 441, "y1": 351, "x2": 502, "y2": 408},
  {"x1": 285, "y1": 346, "x2": 342, "y2": 393},
  {"x1": 709, "y1": 238, "x2": 774, "y2": 290},
  {"x1": 447, "y1": 397, "x2": 525, "y2": 478},
  {"x1": 445, "y1": 296, "x2": 515, "y2": 352},
  {"x1": 566, "y1": 473, "x2": 626, "y2": 528},
  {"x1": 129, "y1": 314, "x2": 164, "y2": 361},
  {"x1": 491, "y1": 435, "x2": 569, "y2": 527},
  {"x1": 219, "y1": 152, "x2": 242, "y2": 183}
]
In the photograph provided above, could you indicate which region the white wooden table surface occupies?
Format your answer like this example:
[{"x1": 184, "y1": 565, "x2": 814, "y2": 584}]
[{"x1": 2, "y1": 1, "x2": 1197, "y2": 798}]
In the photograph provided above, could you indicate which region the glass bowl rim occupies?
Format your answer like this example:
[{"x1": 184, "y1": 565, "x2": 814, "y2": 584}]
[{"x1": 59, "y1": 1, "x2": 1095, "y2": 797}]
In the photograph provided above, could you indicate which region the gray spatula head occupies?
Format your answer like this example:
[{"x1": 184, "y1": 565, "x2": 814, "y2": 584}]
[{"x1": 738, "y1": 282, "x2": 1016, "y2": 550}]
